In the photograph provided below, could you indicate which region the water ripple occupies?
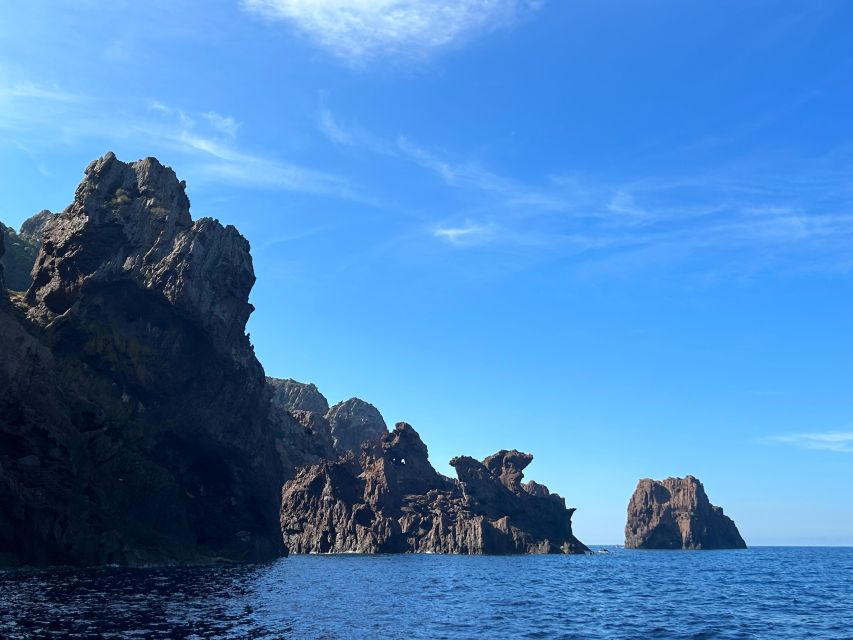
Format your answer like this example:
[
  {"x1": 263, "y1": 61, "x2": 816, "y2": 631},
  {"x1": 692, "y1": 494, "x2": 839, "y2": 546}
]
[{"x1": 1, "y1": 548, "x2": 852, "y2": 639}]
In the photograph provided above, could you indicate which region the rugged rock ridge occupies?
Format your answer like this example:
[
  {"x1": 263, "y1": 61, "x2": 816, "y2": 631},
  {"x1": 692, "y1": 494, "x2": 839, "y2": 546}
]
[
  {"x1": 625, "y1": 476, "x2": 746, "y2": 550},
  {"x1": 1, "y1": 152, "x2": 591, "y2": 565},
  {"x1": 0, "y1": 225, "x2": 5, "y2": 290},
  {"x1": 19, "y1": 209, "x2": 56, "y2": 240},
  {"x1": 280, "y1": 422, "x2": 589, "y2": 555},
  {"x1": 325, "y1": 397, "x2": 388, "y2": 454},
  {"x1": 0, "y1": 153, "x2": 293, "y2": 566},
  {"x1": 267, "y1": 377, "x2": 336, "y2": 477},
  {"x1": 268, "y1": 378, "x2": 330, "y2": 415},
  {"x1": 0, "y1": 210, "x2": 53, "y2": 291}
]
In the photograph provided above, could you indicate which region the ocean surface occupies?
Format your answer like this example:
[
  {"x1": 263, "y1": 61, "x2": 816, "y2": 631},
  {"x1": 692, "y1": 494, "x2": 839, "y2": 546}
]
[{"x1": 1, "y1": 547, "x2": 851, "y2": 639}]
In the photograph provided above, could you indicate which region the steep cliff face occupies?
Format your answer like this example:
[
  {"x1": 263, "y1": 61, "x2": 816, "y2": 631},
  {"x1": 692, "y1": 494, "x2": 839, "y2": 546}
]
[
  {"x1": 268, "y1": 378, "x2": 330, "y2": 415},
  {"x1": 19, "y1": 209, "x2": 56, "y2": 240},
  {"x1": 0, "y1": 153, "x2": 286, "y2": 566},
  {"x1": 280, "y1": 423, "x2": 589, "y2": 555},
  {"x1": 0, "y1": 210, "x2": 52, "y2": 292},
  {"x1": 0, "y1": 227, "x2": 5, "y2": 290},
  {"x1": 625, "y1": 476, "x2": 746, "y2": 550},
  {"x1": 266, "y1": 378, "x2": 336, "y2": 477}
]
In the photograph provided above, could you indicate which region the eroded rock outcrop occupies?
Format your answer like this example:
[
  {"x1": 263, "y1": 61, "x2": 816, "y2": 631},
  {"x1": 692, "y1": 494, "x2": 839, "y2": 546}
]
[
  {"x1": 267, "y1": 378, "x2": 330, "y2": 415},
  {"x1": 625, "y1": 476, "x2": 746, "y2": 550},
  {"x1": 0, "y1": 153, "x2": 290, "y2": 566},
  {"x1": 0, "y1": 210, "x2": 52, "y2": 291},
  {"x1": 280, "y1": 422, "x2": 589, "y2": 555},
  {"x1": 19, "y1": 209, "x2": 56, "y2": 240},
  {"x1": 267, "y1": 378, "x2": 336, "y2": 476},
  {"x1": 325, "y1": 397, "x2": 388, "y2": 454},
  {"x1": 0, "y1": 226, "x2": 5, "y2": 290}
]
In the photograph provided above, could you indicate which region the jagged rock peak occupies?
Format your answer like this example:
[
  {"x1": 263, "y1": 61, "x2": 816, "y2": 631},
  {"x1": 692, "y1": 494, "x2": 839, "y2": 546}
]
[
  {"x1": 267, "y1": 377, "x2": 330, "y2": 415},
  {"x1": 325, "y1": 397, "x2": 388, "y2": 454},
  {"x1": 483, "y1": 449, "x2": 534, "y2": 493},
  {"x1": 19, "y1": 209, "x2": 56, "y2": 240},
  {"x1": 625, "y1": 475, "x2": 746, "y2": 550},
  {"x1": 25, "y1": 152, "x2": 255, "y2": 352}
]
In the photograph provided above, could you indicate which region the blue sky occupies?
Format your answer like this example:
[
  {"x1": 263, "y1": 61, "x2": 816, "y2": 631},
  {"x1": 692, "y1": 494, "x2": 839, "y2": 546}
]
[{"x1": 2, "y1": 0, "x2": 853, "y2": 545}]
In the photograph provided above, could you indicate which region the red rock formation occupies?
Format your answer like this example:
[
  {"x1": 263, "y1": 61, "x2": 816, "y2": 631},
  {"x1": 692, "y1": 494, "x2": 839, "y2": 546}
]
[
  {"x1": 280, "y1": 422, "x2": 589, "y2": 555},
  {"x1": 625, "y1": 476, "x2": 746, "y2": 549}
]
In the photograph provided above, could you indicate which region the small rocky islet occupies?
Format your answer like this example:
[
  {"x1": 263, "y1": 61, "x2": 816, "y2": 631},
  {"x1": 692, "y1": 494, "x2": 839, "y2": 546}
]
[
  {"x1": 0, "y1": 152, "x2": 743, "y2": 567},
  {"x1": 625, "y1": 475, "x2": 746, "y2": 550}
]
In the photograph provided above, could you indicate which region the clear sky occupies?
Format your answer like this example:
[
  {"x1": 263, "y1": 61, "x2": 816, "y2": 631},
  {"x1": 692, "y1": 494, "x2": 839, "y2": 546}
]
[{"x1": 2, "y1": 1, "x2": 853, "y2": 546}]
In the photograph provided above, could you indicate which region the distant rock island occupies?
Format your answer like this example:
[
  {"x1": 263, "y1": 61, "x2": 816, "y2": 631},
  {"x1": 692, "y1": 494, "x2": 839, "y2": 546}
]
[
  {"x1": 625, "y1": 476, "x2": 746, "y2": 549},
  {"x1": 0, "y1": 152, "x2": 588, "y2": 566}
]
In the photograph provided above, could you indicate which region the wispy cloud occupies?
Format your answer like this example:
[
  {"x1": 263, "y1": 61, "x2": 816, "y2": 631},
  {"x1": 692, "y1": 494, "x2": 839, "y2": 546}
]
[
  {"x1": 318, "y1": 108, "x2": 392, "y2": 154},
  {"x1": 0, "y1": 82, "x2": 84, "y2": 103},
  {"x1": 315, "y1": 107, "x2": 853, "y2": 274},
  {"x1": 241, "y1": 0, "x2": 542, "y2": 63},
  {"x1": 0, "y1": 82, "x2": 359, "y2": 200},
  {"x1": 607, "y1": 190, "x2": 653, "y2": 224},
  {"x1": 767, "y1": 432, "x2": 853, "y2": 453},
  {"x1": 202, "y1": 111, "x2": 242, "y2": 138},
  {"x1": 434, "y1": 221, "x2": 498, "y2": 246}
]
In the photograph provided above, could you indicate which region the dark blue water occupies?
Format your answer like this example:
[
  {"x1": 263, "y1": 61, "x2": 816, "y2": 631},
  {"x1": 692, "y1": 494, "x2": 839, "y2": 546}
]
[{"x1": 1, "y1": 547, "x2": 851, "y2": 639}]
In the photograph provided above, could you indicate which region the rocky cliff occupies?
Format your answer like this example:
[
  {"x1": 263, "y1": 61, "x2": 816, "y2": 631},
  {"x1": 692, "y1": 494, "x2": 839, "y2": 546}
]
[
  {"x1": 325, "y1": 397, "x2": 388, "y2": 455},
  {"x1": 0, "y1": 210, "x2": 52, "y2": 291},
  {"x1": 0, "y1": 225, "x2": 5, "y2": 290},
  {"x1": 266, "y1": 377, "x2": 336, "y2": 477},
  {"x1": 1, "y1": 152, "x2": 591, "y2": 565},
  {"x1": 0, "y1": 153, "x2": 294, "y2": 566},
  {"x1": 625, "y1": 476, "x2": 746, "y2": 549},
  {"x1": 280, "y1": 422, "x2": 589, "y2": 554}
]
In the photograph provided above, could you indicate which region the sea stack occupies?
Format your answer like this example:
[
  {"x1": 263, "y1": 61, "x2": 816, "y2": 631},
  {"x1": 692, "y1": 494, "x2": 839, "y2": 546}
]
[{"x1": 625, "y1": 475, "x2": 746, "y2": 549}]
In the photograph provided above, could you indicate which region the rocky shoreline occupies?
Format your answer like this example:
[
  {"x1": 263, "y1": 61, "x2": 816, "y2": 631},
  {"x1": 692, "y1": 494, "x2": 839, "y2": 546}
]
[
  {"x1": 1, "y1": 153, "x2": 747, "y2": 566},
  {"x1": 0, "y1": 152, "x2": 592, "y2": 566}
]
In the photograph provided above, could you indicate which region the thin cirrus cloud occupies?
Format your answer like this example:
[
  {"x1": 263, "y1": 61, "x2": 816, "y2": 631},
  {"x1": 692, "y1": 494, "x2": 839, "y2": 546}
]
[
  {"x1": 316, "y1": 107, "x2": 853, "y2": 268},
  {"x1": 0, "y1": 81, "x2": 358, "y2": 200},
  {"x1": 433, "y1": 221, "x2": 499, "y2": 246},
  {"x1": 240, "y1": 0, "x2": 543, "y2": 62},
  {"x1": 768, "y1": 432, "x2": 853, "y2": 453}
]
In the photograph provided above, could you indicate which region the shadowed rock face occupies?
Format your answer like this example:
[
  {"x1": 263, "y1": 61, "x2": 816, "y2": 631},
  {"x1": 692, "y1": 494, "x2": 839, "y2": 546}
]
[
  {"x1": 0, "y1": 210, "x2": 53, "y2": 292},
  {"x1": 0, "y1": 226, "x2": 5, "y2": 290},
  {"x1": 625, "y1": 476, "x2": 746, "y2": 550},
  {"x1": 280, "y1": 423, "x2": 589, "y2": 555},
  {"x1": 0, "y1": 152, "x2": 294, "y2": 567},
  {"x1": 325, "y1": 398, "x2": 388, "y2": 455},
  {"x1": 267, "y1": 378, "x2": 336, "y2": 477}
]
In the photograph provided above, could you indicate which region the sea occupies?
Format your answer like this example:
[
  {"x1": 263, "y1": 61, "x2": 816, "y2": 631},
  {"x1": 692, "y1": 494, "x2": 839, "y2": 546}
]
[{"x1": 1, "y1": 547, "x2": 851, "y2": 639}]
